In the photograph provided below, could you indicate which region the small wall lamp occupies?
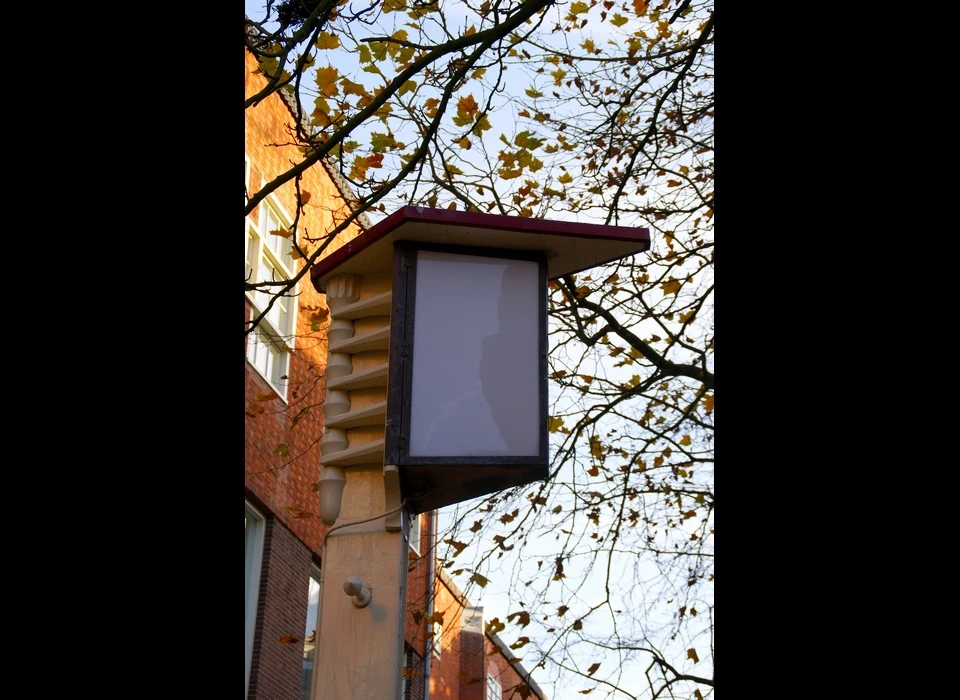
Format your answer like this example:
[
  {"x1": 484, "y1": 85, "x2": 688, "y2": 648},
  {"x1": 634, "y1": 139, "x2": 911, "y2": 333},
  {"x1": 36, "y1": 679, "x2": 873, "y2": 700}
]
[{"x1": 343, "y1": 576, "x2": 373, "y2": 608}]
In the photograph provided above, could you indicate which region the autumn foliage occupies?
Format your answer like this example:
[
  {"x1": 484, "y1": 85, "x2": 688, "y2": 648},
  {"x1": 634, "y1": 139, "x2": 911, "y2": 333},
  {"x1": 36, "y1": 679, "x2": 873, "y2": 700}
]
[{"x1": 245, "y1": 0, "x2": 713, "y2": 697}]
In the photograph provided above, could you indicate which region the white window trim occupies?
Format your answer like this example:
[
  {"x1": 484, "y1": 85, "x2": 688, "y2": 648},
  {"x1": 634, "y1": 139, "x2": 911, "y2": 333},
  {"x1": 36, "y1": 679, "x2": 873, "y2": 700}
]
[
  {"x1": 245, "y1": 192, "x2": 299, "y2": 401},
  {"x1": 486, "y1": 670, "x2": 502, "y2": 700},
  {"x1": 407, "y1": 511, "x2": 421, "y2": 556},
  {"x1": 245, "y1": 155, "x2": 250, "y2": 203},
  {"x1": 302, "y1": 563, "x2": 322, "y2": 700},
  {"x1": 245, "y1": 501, "x2": 266, "y2": 699},
  {"x1": 432, "y1": 619, "x2": 442, "y2": 659}
]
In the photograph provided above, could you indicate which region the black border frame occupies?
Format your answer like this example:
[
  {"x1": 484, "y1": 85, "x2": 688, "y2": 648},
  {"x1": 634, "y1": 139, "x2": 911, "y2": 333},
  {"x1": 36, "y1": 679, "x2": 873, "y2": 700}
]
[{"x1": 385, "y1": 241, "x2": 549, "y2": 469}]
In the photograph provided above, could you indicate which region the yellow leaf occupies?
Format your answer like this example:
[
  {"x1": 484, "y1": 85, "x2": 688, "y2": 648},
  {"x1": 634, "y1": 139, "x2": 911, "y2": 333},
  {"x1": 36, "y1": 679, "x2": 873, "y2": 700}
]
[
  {"x1": 558, "y1": 172, "x2": 573, "y2": 184},
  {"x1": 702, "y1": 395, "x2": 714, "y2": 413},
  {"x1": 686, "y1": 648, "x2": 699, "y2": 663},
  {"x1": 679, "y1": 435, "x2": 692, "y2": 446},
  {"x1": 514, "y1": 131, "x2": 544, "y2": 150},
  {"x1": 457, "y1": 137, "x2": 471, "y2": 149},
  {"x1": 350, "y1": 155, "x2": 369, "y2": 181},
  {"x1": 473, "y1": 114, "x2": 492, "y2": 133},
  {"x1": 443, "y1": 539, "x2": 469, "y2": 556},
  {"x1": 340, "y1": 78, "x2": 366, "y2": 97},
  {"x1": 610, "y1": 13, "x2": 629, "y2": 27},
  {"x1": 457, "y1": 94, "x2": 479, "y2": 117},
  {"x1": 314, "y1": 66, "x2": 340, "y2": 97},
  {"x1": 632, "y1": 0, "x2": 649, "y2": 14},
  {"x1": 660, "y1": 278, "x2": 682, "y2": 295},
  {"x1": 485, "y1": 617, "x2": 505, "y2": 635},
  {"x1": 548, "y1": 416, "x2": 565, "y2": 433},
  {"x1": 470, "y1": 572, "x2": 489, "y2": 588},
  {"x1": 315, "y1": 32, "x2": 341, "y2": 50},
  {"x1": 270, "y1": 227, "x2": 292, "y2": 239},
  {"x1": 312, "y1": 96, "x2": 331, "y2": 116}
]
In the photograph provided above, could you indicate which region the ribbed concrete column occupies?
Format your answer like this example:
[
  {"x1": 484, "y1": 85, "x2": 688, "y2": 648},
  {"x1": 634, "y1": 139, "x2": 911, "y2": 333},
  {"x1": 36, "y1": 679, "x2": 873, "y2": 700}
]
[{"x1": 313, "y1": 271, "x2": 407, "y2": 700}]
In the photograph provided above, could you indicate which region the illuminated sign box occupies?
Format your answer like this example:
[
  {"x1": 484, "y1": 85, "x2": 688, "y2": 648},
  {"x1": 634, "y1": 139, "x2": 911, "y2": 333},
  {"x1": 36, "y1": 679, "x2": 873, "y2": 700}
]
[
  {"x1": 311, "y1": 206, "x2": 650, "y2": 514},
  {"x1": 386, "y1": 243, "x2": 548, "y2": 512}
]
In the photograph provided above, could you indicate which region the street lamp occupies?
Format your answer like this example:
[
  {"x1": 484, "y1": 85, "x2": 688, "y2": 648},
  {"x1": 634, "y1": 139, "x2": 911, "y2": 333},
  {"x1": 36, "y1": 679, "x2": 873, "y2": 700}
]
[{"x1": 307, "y1": 206, "x2": 649, "y2": 700}]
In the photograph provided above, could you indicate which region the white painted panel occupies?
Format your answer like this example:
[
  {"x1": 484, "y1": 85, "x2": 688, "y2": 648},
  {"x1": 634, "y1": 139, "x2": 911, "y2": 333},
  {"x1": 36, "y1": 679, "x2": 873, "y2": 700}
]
[{"x1": 409, "y1": 250, "x2": 540, "y2": 456}]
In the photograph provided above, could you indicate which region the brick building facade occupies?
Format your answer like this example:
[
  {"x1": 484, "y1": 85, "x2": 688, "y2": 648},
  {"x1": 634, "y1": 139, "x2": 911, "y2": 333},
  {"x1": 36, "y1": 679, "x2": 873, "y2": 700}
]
[{"x1": 244, "y1": 44, "x2": 546, "y2": 700}]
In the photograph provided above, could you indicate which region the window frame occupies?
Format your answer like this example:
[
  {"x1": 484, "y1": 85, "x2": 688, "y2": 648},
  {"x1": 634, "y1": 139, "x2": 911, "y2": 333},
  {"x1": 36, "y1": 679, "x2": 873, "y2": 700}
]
[
  {"x1": 407, "y1": 511, "x2": 421, "y2": 556},
  {"x1": 401, "y1": 642, "x2": 424, "y2": 700},
  {"x1": 245, "y1": 501, "x2": 266, "y2": 699},
  {"x1": 301, "y1": 563, "x2": 322, "y2": 700},
  {"x1": 432, "y1": 619, "x2": 442, "y2": 660},
  {"x1": 245, "y1": 191, "x2": 298, "y2": 400},
  {"x1": 485, "y1": 670, "x2": 502, "y2": 700}
]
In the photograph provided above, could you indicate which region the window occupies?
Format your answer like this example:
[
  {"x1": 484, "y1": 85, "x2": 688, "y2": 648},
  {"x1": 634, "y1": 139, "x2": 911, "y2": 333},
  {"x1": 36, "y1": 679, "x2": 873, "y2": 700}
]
[
  {"x1": 245, "y1": 502, "x2": 266, "y2": 699},
  {"x1": 407, "y1": 511, "x2": 421, "y2": 556},
  {"x1": 485, "y1": 671, "x2": 502, "y2": 700},
  {"x1": 245, "y1": 196, "x2": 298, "y2": 399},
  {"x1": 401, "y1": 643, "x2": 424, "y2": 700},
  {"x1": 301, "y1": 564, "x2": 322, "y2": 700},
  {"x1": 432, "y1": 619, "x2": 442, "y2": 659}
]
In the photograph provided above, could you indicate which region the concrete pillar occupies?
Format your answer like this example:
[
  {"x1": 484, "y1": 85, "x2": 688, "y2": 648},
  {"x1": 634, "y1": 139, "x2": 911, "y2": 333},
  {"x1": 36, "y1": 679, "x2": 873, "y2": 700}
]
[{"x1": 313, "y1": 272, "x2": 408, "y2": 700}]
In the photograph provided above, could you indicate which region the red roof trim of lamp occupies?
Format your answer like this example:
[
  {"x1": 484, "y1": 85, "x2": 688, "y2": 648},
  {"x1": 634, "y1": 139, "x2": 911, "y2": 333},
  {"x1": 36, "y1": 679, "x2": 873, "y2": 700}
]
[{"x1": 311, "y1": 205, "x2": 651, "y2": 292}]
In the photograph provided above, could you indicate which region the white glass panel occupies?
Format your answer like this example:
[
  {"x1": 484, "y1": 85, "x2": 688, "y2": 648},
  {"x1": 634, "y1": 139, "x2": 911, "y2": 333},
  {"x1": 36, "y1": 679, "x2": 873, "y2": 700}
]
[
  {"x1": 408, "y1": 512, "x2": 421, "y2": 555},
  {"x1": 246, "y1": 229, "x2": 258, "y2": 281},
  {"x1": 262, "y1": 205, "x2": 291, "y2": 267},
  {"x1": 486, "y1": 673, "x2": 502, "y2": 700},
  {"x1": 409, "y1": 251, "x2": 540, "y2": 457},
  {"x1": 432, "y1": 620, "x2": 442, "y2": 658},
  {"x1": 277, "y1": 295, "x2": 290, "y2": 336},
  {"x1": 268, "y1": 341, "x2": 283, "y2": 385},
  {"x1": 245, "y1": 503, "x2": 265, "y2": 699},
  {"x1": 250, "y1": 331, "x2": 271, "y2": 378},
  {"x1": 301, "y1": 569, "x2": 321, "y2": 700}
]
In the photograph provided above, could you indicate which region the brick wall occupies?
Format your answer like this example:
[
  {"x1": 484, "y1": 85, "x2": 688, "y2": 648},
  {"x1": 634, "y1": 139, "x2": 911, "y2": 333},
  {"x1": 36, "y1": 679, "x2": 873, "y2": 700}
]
[
  {"x1": 248, "y1": 518, "x2": 313, "y2": 700},
  {"x1": 244, "y1": 46, "x2": 364, "y2": 557}
]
